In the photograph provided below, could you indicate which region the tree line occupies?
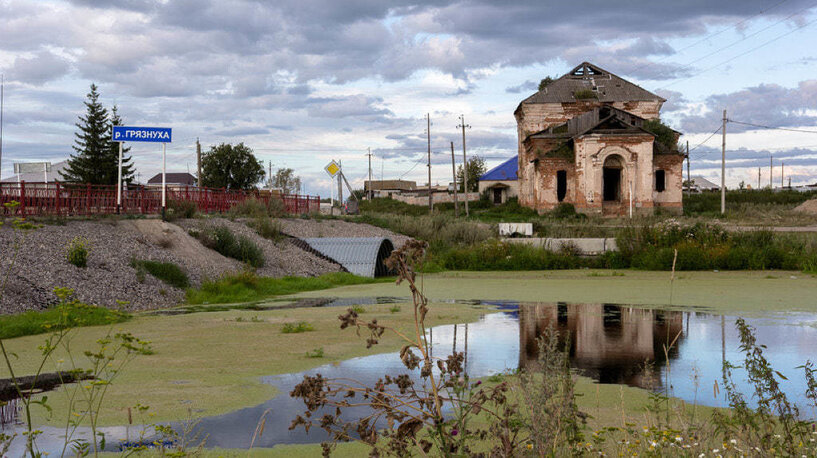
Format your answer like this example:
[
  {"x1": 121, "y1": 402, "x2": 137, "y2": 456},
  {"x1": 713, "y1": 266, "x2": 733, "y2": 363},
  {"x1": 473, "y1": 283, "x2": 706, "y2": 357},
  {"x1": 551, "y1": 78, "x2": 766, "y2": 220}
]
[{"x1": 62, "y1": 84, "x2": 300, "y2": 192}]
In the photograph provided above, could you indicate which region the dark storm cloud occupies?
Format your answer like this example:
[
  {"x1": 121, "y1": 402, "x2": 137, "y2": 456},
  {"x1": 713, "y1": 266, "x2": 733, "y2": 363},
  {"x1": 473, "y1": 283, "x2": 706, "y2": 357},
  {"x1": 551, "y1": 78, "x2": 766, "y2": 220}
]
[{"x1": 677, "y1": 80, "x2": 817, "y2": 133}]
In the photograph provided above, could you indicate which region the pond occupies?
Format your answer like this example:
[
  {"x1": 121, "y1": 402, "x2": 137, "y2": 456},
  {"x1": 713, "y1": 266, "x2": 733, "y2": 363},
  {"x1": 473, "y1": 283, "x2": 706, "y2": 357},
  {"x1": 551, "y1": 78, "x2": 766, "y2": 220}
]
[{"x1": 3, "y1": 300, "x2": 817, "y2": 453}]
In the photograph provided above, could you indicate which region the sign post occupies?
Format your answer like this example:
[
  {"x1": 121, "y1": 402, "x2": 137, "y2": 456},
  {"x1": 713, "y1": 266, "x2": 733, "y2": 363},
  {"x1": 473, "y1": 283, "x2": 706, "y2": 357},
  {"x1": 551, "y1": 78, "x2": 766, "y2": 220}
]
[
  {"x1": 324, "y1": 160, "x2": 340, "y2": 216},
  {"x1": 116, "y1": 141, "x2": 123, "y2": 213},
  {"x1": 13, "y1": 162, "x2": 51, "y2": 183},
  {"x1": 113, "y1": 126, "x2": 172, "y2": 216}
]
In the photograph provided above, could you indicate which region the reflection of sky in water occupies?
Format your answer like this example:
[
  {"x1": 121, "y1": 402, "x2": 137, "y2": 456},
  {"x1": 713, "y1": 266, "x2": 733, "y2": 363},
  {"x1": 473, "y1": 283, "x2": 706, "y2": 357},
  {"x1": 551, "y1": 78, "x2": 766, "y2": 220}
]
[{"x1": 4, "y1": 303, "x2": 817, "y2": 452}]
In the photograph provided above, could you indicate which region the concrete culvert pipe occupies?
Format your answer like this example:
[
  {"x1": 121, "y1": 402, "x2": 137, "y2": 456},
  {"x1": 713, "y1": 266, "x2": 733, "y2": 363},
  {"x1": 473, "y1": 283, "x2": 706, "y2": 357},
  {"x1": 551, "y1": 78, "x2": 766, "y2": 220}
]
[{"x1": 301, "y1": 237, "x2": 396, "y2": 278}]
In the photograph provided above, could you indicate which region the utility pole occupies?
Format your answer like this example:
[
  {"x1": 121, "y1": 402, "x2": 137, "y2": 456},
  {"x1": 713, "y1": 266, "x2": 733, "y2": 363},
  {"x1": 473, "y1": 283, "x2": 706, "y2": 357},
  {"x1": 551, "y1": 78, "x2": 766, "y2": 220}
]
[
  {"x1": 770, "y1": 155, "x2": 773, "y2": 189},
  {"x1": 781, "y1": 162, "x2": 784, "y2": 189},
  {"x1": 196, "y1": 138, "x2": 202, "y2": 186},
  {"x1": 758, "y1": 167, "x2": 761, "y2": 190},
  {"x1": 338, "y1": 160, "x2": 343, "y2": 210},
  {"x1": 367, "y1": 147, "x2": 373, "y2": 200},
  {"x1": 685, "y1": 141, "x2": 690, "y2": 192},
  {"x1": 450, "y1": 141, "x2": 459, "y2": 216},
  {"x1": 427, "y1": 113, "x2": 432, "y2": 213},
  {"x1": 457, "y1": 114, "x2": 471, "y2": 216},
  {"x1": 721, "y1": 109, "x2": 726, "y2": 214}
]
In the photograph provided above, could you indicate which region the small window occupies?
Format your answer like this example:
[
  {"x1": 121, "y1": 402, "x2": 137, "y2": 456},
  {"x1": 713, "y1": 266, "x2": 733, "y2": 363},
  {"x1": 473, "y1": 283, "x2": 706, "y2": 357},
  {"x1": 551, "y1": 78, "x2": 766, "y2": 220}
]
[
  {"x1": 556, "y1": 170, "x2": 567, "y2": 202},
  {"x1": 655, "y1": 170, "x2": 666, "y2": 192}
]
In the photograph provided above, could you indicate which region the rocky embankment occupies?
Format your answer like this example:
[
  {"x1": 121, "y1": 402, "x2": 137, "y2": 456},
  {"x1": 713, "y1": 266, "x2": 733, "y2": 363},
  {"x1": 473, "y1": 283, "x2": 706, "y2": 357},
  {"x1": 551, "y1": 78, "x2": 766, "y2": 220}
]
[{"x1": 0, "y1": 216, "x2": 406, "y2": 314}]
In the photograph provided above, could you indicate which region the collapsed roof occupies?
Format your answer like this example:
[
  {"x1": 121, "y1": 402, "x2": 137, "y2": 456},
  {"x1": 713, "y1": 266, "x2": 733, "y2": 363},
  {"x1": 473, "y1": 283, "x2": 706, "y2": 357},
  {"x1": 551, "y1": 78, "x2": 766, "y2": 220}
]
[{"x1": 517, "y1": 62, "x2": 665, "y2": 109}]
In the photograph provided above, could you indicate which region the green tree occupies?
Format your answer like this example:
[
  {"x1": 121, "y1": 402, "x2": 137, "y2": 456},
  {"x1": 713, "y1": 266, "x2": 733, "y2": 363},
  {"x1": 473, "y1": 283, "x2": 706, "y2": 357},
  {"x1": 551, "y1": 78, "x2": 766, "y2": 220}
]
[
  {"x1": 270, "y1": 167, "x2": 302, "y2": 194},
  {"x1": 61, "y1": 84, "x2": 111, "y2": 184},
  {"x1": 538, "y1": 76, "x2": 554, "y2": 91},
  {"x1": 200, "y1": 143, "x2": 265, "y2": 190},
  {"x1": 457, "y1": 155, "x2": 487, "y2": 193},
  {"x1": 643, "y1": 119, "x2": 681, "y2": 153},
  {"x1": 107, "y1": 105, "x2": 135, "y2": 184}
]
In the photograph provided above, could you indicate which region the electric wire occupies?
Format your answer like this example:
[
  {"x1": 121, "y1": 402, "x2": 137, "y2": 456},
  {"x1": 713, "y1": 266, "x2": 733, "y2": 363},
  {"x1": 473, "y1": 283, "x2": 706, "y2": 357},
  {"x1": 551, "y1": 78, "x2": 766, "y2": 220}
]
[
  {"x1": 728, "y1": 119, "x2": 817, "y2": 134},
  {"x1": 658, "y1": 13, "x2": 817, "y2": 90}
]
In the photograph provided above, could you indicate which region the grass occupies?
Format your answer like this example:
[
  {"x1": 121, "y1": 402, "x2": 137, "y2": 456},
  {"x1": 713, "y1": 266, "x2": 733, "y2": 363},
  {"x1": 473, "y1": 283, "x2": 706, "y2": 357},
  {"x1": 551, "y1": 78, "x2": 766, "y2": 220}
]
[
  {"x1": 185, "y1": 271, "x2": 389, "y2": 304},
  {"x1": 249, "y1": 217, "x2": 285, "y2": 242},
  {"x1": 356, "y1": 191, "x2": 817, "y2": 230},
  {"x1": 291, "y1": 269, "x2": 817, "y2": 315},
  {"x1": 281, "y1": 321, "x2": 314, "y2": 333},
  {"x1": 305, "y1": 347, "x2": 324, "y2": 358},
  {"x1": 1, "y1": 301, "x2": 487, "y2": 427},
  {"x1": 191, "y1": 225, "x2": 265, "y2": 267},
  {"x1": 0, "y1": 303, "x2": 130, "y2": 339},
  {"x1": 130, "y1": 259, "x2": 190, "y2": 289}
]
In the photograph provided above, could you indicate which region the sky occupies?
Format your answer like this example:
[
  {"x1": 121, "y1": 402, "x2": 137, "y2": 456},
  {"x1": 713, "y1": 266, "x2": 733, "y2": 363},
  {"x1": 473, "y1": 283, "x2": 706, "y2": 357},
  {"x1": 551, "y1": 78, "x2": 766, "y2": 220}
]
[{"x1": 2, "y1": 0, "x2": 817, "y2": 196}]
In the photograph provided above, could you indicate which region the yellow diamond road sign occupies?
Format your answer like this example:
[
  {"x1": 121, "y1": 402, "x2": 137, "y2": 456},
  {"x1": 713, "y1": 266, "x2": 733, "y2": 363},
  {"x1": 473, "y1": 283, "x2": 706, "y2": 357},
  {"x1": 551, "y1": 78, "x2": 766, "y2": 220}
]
[{"x1": 324, "y1": 160, "x2": 340, "y2": 177}]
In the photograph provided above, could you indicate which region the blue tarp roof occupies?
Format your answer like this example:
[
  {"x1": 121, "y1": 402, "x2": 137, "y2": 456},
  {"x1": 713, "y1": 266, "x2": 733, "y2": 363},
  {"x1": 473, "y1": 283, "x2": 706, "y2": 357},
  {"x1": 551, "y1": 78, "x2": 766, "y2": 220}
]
[{"x1": 480, "y1": 155, "x2": 518, "y2": 181}]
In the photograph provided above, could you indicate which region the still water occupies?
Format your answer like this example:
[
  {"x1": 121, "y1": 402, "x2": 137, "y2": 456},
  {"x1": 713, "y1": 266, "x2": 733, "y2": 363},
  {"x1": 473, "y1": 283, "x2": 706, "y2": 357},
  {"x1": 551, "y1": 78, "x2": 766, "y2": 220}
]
[{"x1": 3, "y1": 300, "x2": 817, "y2": 453}]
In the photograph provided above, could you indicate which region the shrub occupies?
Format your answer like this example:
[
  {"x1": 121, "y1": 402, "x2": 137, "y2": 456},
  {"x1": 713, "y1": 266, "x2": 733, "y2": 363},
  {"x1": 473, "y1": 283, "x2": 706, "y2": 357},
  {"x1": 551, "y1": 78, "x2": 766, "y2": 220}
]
[
  {"x1": 267, "y1": 197, "x2": 286, "y2": 217},
  {"x1": 549, "y1": 202, "x2": 579, "y2": 219},
  {"x1": 195, "y1": 225, "x2": 265, "y2": 267},
  {"x1": 249, "y1": 217, "x2": 284, "y2": 242},
  {"x1": 228, "y1": 197, "x2": 269, "y2": 219},
  {"x1": 164, "y1": 199, "x2": 198, "y2": 221},
  {"x1": 229, "y1": 196, "x2": 286, "y2": 219},
  {"x1": 66, "y1": 237, "x2": 90, "y2": 268},
  {"x1": 305, "y1": 347, "x2": 325, "y2": 358},
  {"x1": 130, "y1": 259, "x2": 190, "y2": 288},
  {"x1": 282, "y1": 321, "x2": 314, "y2": 334},
  {"x1": 573, "y1": 89, "x2": 597, "y2": 99}
]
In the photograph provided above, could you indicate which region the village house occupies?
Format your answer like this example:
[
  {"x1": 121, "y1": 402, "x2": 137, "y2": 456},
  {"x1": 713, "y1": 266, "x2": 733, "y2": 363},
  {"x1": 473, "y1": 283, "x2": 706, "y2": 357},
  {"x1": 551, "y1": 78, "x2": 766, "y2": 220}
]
[
  {"x1": 515, "y1": 62, "x2": 684, "y2": 216},
  {"x1": 478, "y1": 156, "x2": 519, "y2": 204}
]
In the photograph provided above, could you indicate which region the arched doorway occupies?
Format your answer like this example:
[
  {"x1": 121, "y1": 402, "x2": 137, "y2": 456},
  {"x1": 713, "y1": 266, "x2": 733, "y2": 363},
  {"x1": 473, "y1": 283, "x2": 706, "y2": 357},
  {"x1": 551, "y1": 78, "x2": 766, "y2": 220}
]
[{"x1": 602, "y1": 155, "x2": 624, "y2": 202}]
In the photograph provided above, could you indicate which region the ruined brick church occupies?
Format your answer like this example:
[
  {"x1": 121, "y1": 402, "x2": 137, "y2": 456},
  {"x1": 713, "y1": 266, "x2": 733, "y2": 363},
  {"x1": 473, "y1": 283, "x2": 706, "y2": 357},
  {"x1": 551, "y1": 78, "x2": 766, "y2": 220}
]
[{"x1": 515, "y1": 62, "x2": 684, "y2": 215}]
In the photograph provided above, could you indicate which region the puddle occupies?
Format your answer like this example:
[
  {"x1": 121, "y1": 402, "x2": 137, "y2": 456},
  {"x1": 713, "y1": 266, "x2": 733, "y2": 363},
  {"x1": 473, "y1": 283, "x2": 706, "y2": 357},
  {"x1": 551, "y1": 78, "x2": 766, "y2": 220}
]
[{"x1": 5, "y1": 301, "x2": 817, "y2": 453}]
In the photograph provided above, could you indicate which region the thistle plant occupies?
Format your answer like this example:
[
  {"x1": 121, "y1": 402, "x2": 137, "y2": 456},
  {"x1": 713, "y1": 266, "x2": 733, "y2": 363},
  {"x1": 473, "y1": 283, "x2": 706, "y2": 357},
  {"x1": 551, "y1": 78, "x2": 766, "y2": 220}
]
[{"x1": 289, "y1": 239, "x2": 529, "y2": 457}]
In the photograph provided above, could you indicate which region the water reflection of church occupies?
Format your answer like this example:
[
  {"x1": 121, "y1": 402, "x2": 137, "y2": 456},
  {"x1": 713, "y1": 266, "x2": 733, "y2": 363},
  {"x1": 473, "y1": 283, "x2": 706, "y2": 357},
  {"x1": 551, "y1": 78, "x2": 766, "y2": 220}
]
[{"x1": 519, "y1": 303, "x2": 684, "y2": 388}]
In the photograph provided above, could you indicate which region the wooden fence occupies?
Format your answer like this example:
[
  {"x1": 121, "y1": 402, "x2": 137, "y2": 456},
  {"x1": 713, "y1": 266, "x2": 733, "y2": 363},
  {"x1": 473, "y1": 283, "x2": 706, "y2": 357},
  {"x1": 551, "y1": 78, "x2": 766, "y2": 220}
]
[{"x1": 0, "y1": 182, "x2": 319, "y2": 217}]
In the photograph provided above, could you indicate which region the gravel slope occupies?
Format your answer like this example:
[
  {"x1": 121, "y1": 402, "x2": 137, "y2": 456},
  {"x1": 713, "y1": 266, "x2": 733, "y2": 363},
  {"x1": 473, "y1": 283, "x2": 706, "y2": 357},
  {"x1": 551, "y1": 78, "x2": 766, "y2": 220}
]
[
  {"x1": 0, "y1": 220, "x2": 187, "y2": 314},
  {"x1": 174, "y1": 218, "x2": 343, "y2": 278},
  {"x1": 0, "y1": 216, "x2": 409, "y2": 314}
]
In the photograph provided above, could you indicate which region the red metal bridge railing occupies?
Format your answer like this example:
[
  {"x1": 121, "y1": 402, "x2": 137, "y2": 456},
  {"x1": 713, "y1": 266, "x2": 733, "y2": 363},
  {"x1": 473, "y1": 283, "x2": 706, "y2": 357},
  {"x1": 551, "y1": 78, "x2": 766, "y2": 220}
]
[{"x1": 0, "y1": 182, "x2": 320, "y2": 218}]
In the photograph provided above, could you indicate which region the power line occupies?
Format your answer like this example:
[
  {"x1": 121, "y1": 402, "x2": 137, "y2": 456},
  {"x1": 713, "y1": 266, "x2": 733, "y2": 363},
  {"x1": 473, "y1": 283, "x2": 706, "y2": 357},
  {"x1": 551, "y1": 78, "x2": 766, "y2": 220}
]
[
  {"x1": 688, "y1": 125, "x2": 723, "y2": 154},
  {"x1": 628, "y1": 0, "x2": 790, "y2": 77},
  {"x1": 728, "y1": 119, "x2": 817, "y2": 134},
  {"x1": 662, "y1": 2, "x2": 814, "y2": 79},
  {"x1": 658, "y1": 12, "x2": 817, "y2": 90}
]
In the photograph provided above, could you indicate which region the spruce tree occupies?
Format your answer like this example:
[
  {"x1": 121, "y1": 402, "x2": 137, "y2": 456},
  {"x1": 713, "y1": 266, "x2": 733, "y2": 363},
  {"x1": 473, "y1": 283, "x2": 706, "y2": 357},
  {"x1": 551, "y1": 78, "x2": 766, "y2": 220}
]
[
  {"x1": 61, "y1": 84, "x2": 111, "y2": 184},
  {"x1": 108, "y1": 105, "x2": 135, "y2": 184}
]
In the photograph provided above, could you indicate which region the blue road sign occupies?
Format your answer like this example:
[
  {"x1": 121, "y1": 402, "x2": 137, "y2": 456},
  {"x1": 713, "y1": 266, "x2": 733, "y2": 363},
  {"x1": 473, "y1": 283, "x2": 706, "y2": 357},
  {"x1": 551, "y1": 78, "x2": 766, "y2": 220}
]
[{"x1": 113, "y1": 126, "x2": 172, "y2": 143}]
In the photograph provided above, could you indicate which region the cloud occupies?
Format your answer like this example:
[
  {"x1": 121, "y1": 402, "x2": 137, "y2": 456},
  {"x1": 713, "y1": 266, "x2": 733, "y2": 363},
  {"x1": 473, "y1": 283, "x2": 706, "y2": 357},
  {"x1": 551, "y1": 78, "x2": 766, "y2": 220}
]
[
  {"x1": 505, "y1": 80, "x2": 538, "y2": 94},
  {"x1": 305, "y1": 95, "x2": 396, "y2": 122},
  {"x1": 677, "y1": 80, "x2": 817, "y2": 133},
  {"x1": 5, "y1": 50, "x2": 71, "y2": 85}
]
